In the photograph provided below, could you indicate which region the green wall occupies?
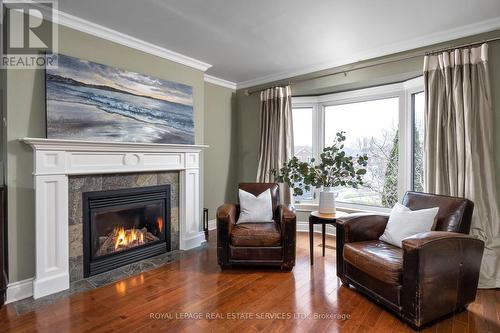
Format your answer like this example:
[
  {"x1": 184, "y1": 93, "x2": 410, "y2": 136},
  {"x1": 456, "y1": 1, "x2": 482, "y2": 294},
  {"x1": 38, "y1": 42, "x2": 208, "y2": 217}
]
[
  {"x1": 234, "y1": 91, "x2": 261, "y2": 183},
  {"x1": 0, "y1": 29, "x2": 5, "y2": 186},
  {"x1": 204, "y1": 82, "x2": 237, "y2": 220},
  {"x1": 4, "y1": 23, "x2": 221, "y2": 283},
  {"x1": 234, "y1": 31, "x2": 500, "y2": 221}
]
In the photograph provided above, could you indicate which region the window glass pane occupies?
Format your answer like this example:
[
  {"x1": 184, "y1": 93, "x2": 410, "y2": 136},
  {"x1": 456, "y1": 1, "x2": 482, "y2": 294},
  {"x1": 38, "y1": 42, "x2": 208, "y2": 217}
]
[
  {"x1": 324, "y1": 98, "x2": 399, "y2": 208},
  {"x1": 412, "y1": 92, "x2": 425, "y2": 192},
  {"x1": 292, "y1": 107, "x2": 314, "y2": 201}
]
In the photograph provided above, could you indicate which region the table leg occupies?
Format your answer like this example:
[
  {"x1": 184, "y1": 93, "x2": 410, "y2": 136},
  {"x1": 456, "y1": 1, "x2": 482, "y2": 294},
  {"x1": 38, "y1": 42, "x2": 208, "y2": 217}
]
[
  {"x1": 309, "y1": 220, "x2": 314, "y2": 265},
  {"x1": 322, "y1": 224, "x2": 326, "y2": 257}
]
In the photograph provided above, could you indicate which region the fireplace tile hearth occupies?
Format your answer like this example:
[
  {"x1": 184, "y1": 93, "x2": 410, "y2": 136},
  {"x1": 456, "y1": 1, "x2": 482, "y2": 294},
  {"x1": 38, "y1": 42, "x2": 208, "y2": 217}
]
[
  {"x1": 87, "y1": 269, "x2": 129, "y2": 288},
  {"x1": 120, "y1": 260, "x2": 157, "y2": 277},
  {"x1": 13, "y1": 279, "x2": 95, "y2": 315}
]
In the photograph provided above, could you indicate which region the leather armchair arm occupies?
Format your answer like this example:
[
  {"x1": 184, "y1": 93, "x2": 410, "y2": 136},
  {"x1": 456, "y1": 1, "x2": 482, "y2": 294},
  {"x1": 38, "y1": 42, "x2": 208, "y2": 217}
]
[
  {"x1": 336, "y1": 213, "x2": 390, "y2": 243},
  {"x1": 402, "y1": 231, "x2": 482, "y2": 249},
  {"x1": 217, "y1": 203, "x2": 238, "y2": 232},
  {"x1": 216, "y1": 203, "x2": 239, "y2": 266},
  {"x1": 336, "y1": 213, "x2": 389, "y2": 280},
  {"x1": 279, "y1": 204, "x2": 296, "y2": 270},
  {"x1": 280, "y1": 204, "x2": 296, "y2": 222},
  {"x1": 401, "y1": 231, "x2": 484, "y2": 327}
]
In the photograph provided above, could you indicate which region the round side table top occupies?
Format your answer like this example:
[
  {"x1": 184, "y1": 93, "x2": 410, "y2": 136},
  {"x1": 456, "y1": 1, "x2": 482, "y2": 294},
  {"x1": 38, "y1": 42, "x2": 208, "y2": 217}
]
[{"x1": 310, "y1": 210, "x2": 348, "y2": 220}]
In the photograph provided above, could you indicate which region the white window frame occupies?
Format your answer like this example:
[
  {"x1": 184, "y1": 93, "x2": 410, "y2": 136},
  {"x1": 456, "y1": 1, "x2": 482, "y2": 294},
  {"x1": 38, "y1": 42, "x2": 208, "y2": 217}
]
[{"x1": 291, "y1": 76, "x2": 424, "y2": 213}]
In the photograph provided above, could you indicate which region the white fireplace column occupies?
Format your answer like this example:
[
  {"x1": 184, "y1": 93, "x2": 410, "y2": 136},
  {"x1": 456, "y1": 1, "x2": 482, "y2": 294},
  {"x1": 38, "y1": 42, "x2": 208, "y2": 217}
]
[{"x1": 23, "y1": 138, "x2": 208, "y2": 299}]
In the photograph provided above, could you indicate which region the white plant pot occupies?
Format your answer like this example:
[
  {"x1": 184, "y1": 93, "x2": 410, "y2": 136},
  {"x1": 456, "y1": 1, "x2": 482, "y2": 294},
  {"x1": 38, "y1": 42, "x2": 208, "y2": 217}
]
[{"x1": 319, "y1": 187, "x2": 337, "y2": 214}]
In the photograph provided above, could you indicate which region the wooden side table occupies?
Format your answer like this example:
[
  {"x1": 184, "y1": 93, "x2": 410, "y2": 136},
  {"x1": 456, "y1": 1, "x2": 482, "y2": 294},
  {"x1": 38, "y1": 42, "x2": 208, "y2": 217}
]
[{"x1": 309, "y1": 210, "x2": 347, "y2": 265}]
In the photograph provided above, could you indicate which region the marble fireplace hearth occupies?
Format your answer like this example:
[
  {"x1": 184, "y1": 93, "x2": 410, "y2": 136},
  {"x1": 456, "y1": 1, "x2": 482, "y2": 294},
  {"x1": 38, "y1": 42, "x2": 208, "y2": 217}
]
[{"x1": 68, "y1": 171, "x2": 180, "y2": 282}]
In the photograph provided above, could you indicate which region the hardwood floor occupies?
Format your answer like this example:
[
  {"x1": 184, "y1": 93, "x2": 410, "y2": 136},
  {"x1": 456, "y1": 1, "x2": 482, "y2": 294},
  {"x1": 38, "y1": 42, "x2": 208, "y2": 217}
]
[{"x1": 1, "y1": 231, "x2": 499, "y2": 333}]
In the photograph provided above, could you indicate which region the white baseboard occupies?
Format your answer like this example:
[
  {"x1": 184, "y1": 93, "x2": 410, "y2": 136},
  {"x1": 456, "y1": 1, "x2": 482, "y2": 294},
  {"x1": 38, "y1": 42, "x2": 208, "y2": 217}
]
[
  {"x1": 208, "y1": 219, "x2": 216, "y2": 231},
  {"x1": 34, "y1": 273, "x2": 70, "y2": 299},
  {"x1": 6, "y1": 278, "x2": 34, "y2": 304},
  {"x1": 180, "y1": 231, "x2": 207, "y2": 250},
  {"x1": 206, "y1": 220, "x2": 336, "y2": 236}
]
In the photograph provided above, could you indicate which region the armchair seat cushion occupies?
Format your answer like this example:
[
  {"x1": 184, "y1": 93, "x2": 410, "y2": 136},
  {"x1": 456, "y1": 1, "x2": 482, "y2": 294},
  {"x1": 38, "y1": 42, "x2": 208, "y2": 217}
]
[
  {"x1": 230, "y1": 222, "x2": 281, "y2": 247},
  {"x1": 344, "y1": 241, "x2": 403, "y2": 285}
]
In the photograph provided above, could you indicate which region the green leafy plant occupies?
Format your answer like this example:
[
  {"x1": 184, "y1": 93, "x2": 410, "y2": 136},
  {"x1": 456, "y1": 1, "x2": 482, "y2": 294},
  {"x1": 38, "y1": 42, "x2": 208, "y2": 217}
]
[{"x1": 272, "y1": 132, "x2": 369, "y2": 196}]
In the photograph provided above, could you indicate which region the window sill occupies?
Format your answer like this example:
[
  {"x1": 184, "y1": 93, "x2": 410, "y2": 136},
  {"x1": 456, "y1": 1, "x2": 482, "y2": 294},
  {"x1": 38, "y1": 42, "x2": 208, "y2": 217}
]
[{"x1": 294, "y1": 203, "x2": 391, "y2": 215}]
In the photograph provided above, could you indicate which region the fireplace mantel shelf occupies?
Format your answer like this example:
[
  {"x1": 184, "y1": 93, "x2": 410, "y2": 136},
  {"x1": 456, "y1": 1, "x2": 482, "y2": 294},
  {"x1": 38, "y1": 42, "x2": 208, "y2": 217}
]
[
  {"x1": 22, "y1": 137, "x2": 207, "y2": 299},
  {"x1": 22, "y1": 137, "x2": 208, "y2": 152},
  {"x1": 21, "y1": 138, "x2": 208, "y2": 176}
]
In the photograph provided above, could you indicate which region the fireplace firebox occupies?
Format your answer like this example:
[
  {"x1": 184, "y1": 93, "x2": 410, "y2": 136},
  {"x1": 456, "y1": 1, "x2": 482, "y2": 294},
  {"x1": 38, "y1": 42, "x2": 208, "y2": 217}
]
[{"x1": 83, "y1": 185, "x2": 170, "y2": 277}]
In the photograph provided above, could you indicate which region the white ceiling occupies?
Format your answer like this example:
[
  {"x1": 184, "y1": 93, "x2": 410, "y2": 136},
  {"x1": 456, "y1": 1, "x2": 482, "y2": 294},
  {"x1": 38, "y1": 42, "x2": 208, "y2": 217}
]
[{"x1": 56, "y1": 0, "x2": 500, "y2": 87}]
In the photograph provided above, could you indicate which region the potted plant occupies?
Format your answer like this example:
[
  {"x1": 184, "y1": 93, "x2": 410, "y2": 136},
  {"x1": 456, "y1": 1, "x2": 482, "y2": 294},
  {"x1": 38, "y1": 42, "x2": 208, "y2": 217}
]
[{"x1": 272, "y1": 131, "x2": 368, "y2": 214}]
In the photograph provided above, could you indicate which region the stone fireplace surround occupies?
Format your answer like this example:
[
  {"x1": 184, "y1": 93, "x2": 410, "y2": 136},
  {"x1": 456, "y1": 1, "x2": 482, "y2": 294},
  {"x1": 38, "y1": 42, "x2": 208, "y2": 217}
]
[
  {"x1": 68, "y1": 171, "x2": 180, "y2": 282},
  {"x1": 23, "y1": 138, "x2": 207, "y2": 299}
]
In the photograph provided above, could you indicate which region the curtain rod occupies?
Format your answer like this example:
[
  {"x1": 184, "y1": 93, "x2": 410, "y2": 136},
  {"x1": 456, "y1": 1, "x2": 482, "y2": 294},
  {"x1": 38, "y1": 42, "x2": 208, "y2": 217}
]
[{"x1": 244, "y1": 35, "x2": 500, "y2": 96}]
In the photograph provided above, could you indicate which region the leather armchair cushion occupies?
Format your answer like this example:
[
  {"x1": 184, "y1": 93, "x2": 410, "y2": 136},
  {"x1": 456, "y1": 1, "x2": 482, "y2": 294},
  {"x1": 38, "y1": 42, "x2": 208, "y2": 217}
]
[
  {"x1": 230, "y1": 222, "x2": 281, "y2": 247},
  {"x1": 344, "y1": 241, "x2": 403, "y2": 285},
  {"x1": 230, "y1": 247, "x2": 282, "y2": 260}
]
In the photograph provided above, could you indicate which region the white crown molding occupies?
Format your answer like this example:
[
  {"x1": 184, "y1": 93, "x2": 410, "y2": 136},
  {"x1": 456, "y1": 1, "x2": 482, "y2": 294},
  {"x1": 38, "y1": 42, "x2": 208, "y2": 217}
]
[
  {"x1": 6, "y1": 278, "x2": 34, "y2": 304},
  {"x1": 293, "y1": 81, "x2": 406, "y2": 105},
  {"x1": 29, "y1": 4, "x2": 500, "y2": 88},
  {"x1": 33, "y1": 5, "x2": 212, "y2": 72},
  {"x1": 204, "y1": 74, "x2": 237, "y2": 90},
  {"x1": 236, "y1": 16, "x2": 500, "y2": 89}
]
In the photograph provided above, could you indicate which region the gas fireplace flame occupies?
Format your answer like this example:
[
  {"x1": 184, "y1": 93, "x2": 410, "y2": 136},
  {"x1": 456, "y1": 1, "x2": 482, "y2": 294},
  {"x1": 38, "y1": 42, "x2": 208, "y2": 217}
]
[
  {"x1": 157, "y1": 217, "x2": 164, "y2": 233},
  {"x1": 96, "y1": 226, "x2": 159, "y2": 257},
  {"x1": 130, "y1": 228, "x2": 138, "y2": 242},
  {"x1": 114, "y1": 227, "x2": 145, "y2": 250}
]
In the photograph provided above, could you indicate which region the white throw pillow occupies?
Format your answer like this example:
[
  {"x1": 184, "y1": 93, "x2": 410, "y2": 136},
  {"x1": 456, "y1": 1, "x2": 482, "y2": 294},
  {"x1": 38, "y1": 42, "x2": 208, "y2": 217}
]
[
  {"x1": 237, "y1": 188, "x2": 274, "y2": 224},
  {"x1": 379, "y1": 203, "x2": 439, "y2": 248}
]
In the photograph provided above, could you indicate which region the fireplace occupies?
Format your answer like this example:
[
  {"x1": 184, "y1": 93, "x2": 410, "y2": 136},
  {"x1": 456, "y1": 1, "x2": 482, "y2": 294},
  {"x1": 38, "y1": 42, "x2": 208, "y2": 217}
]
[{"x1": 83, "y1": 185, "x2": 170, "y2": 277}]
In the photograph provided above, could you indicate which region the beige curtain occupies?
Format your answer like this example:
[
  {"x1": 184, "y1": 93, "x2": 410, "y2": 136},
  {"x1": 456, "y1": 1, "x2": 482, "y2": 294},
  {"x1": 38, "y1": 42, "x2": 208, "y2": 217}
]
[
  {"x1": 424, "y1": 43, "x2": 500, "y2": 288},
  {"x1": 256, "y1": 86, "x2": 293, "y2": 204}
]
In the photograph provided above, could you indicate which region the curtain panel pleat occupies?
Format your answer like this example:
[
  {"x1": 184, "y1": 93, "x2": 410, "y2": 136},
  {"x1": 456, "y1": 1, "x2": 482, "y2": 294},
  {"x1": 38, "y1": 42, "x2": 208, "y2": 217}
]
[
  {"x1": 256, "y1": 86, "x2": 293, "y2": 204},
  {"x1": 424, "y1": 44, "x2": 500, "y2": 288}
]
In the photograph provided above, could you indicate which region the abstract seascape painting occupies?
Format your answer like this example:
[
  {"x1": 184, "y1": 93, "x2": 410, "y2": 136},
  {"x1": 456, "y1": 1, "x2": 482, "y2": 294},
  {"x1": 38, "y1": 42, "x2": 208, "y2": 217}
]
[{"x1": 46, "y1": 54, "x2": 194, "y2": 144}]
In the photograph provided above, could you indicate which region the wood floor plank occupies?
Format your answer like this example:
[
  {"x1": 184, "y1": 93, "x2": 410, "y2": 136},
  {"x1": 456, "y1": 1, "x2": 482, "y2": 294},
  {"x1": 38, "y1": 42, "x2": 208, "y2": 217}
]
[{"x1": 0, "y1": 232, "x2": 497, "y2": 333}]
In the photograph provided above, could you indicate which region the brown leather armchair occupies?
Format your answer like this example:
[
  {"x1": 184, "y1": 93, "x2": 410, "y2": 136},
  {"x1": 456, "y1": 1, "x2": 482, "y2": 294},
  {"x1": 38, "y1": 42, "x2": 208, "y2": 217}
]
[
  {"x1": 336, "y1": 192, "x2": 484, "y2": 329},
  {"x1": 217, "y1": 183, "x2": 296, "y2": 271}
]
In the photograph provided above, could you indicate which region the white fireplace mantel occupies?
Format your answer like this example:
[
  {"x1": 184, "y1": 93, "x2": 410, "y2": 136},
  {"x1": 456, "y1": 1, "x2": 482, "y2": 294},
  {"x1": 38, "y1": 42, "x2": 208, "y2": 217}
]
[{"x1": 22, "y1": 138, "x2": 208, "y2": 299}]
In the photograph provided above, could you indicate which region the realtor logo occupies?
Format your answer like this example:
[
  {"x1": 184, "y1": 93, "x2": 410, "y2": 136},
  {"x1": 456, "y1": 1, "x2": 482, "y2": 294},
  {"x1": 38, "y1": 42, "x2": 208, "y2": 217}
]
[{"x1": 1, "y1": 0, "x2": 58, "y2": 68}]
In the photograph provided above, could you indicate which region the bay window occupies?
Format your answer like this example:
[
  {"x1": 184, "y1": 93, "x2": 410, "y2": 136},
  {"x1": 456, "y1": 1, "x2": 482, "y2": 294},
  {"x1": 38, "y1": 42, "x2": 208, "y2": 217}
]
[
  {"x1": 291, "y1": 77, "x2": 424, "y2": 210},
  {"x1": 412, "y1": 91, "x2": 425, "y2": 192},
  {"x1": 291, "y1": 107, "x2": 314, "y2": 201}
]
